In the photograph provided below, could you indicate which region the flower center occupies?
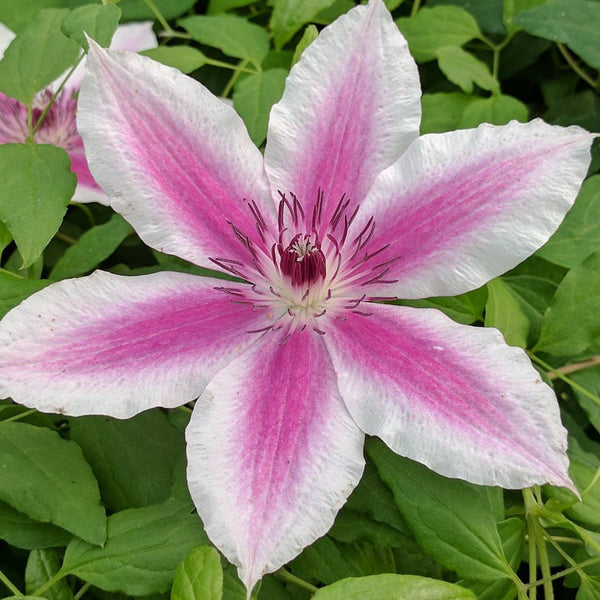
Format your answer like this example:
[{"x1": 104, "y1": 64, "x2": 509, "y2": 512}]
[{"x1": 280, "y1": 234, "x2": 326, "y2": 287}]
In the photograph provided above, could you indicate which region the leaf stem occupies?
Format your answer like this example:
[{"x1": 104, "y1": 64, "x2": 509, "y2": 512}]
[
  {"x1": 31, "y1": 55, "x2": 85, "y2": 138},
  {"x1": 529, "y1": 353, "x2": 600, "y2": 407},
  {"x1": 547, "y1": 355, "x2": 600, "y2": 379},
  {"x1": 56, "y1": 231, "x2": 79, "y2": 245},
  {"x1": 524, "y1": 556, "x2": 600, "y2": 590},
  {"x1": 523, "y1": 489, "x2": 537, "y2": 600},
  {"x1": 0, "y1": 569, "x2": 22, "y2": 596},
  {"x1": 204, "y1": 57, "x2": 258, "y2": 74},
  {"x1": 74, "y1": 582, "x2": 91, "y2": 600},
  {"x1": 221, "y1": 59, "x2": 250, "y2": 97},
  {"x1": 557, "y1": 43, "x2": 599, "y2": 91},
  {"x1": 275, "y1": 568, "x2": 319, "y2": 593},
  {"x1": 535, "y1": 519, "x2": 554, "y2": 600},
  {"x1": 411, "y1": 0, "x2": 421, "y2": 17},
  {"x1": 143, "y1": 0, "x2": 175, "y2": 37},
  {"x1": 2, "y1": 408, "x2": 36, "y2": 423},
  {"x1": 32, "y1": 568, "x2": 67, "y2": 597}
]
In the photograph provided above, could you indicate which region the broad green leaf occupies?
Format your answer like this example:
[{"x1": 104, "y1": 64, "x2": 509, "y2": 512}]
[
  {"x1": 0, "y1": 271, "x2": 51, "y2": 318},
  {"x1": 119, "y1": 0, "x2": 196, "y2": 20},
  {"x1": 171, "y1": 546, "x2": 223, "y2": 600},
  {"x1": 208, "y1": 0, "x2": 257, "y2": 13},
  {"x1": 398, "y1": 285, "x2": 487, "y2": 325},
  {"x1": 385, "y1": 0, "x2": 406, "y2": 9},
  {"x1": 396, "y1": 6, "x2": 481, "y2": 62},
  {"x1": 178, "y1": 15, "x2": 269, "y2": 69},
  {"x1": 435, "y1": 46, "x2": 499, "y2": 94},
  {"x1": 0, "y1": 423, "x2": 106, "y2": 545},
  {"x1": 572, "y1": 366, "x2": 600, "y2": 434},
  {"x1": 270, "y1": 0, "x2": 335, "y2": 49},
  {"x1": 0, "y1": 501, "x2": 72, "y2": 550},
  {"x1": 368, "y1": 440, "x2": 513, "y2": 582},
  {"x1": 292, "y1": 536, "x2": 396, "y2": 584},
  {"x1": 485, "y1": 278, "x2": 529, "y2": 348},
  {"x1": 0, "y1": 144, "x2": 76, "y2": 268},
  {"x1": 313, "y1": 0, "x2": 355, "y2": 24},
  {"x1": 141, "y1": 46, "x2": 208, "y2": 74},
  {"x1": 63, "y1": 498, "x2": 209, "y2": 596},
  {"x1": 514, "y1": 0, "x2": 600, "y2": 69},
  {"x1": 26, "y1": 548, "x2": 73, "y2": 600},
  {"x1": 0, "y1": 221, "x2": 12, "y2": 258},
  {"x1": 292, "y1": 24, "x2": 319, "y2": 65},
  {"x1": 0, "y1": 0, "x2": 68, "y2": 33},
  {"x1": 420, "y1": 92, "x2": 477, "y2": 134},
  {"x1": 544, "y1": 90, "x2": 600, "y2": 132},
  {"x1": 49, "y1": 214, "x2": 132, "y2": 280},
  {"x1": 233, "y1": 69, "x2": 287, "y2": 146},
  {"x1": 503, "y1": 0, "x2": 547, "y2": 27},
  {"x1": 313, "y1": 574, "x2": 475, "y2": 599},
  {"x1": 61, "y1": 3, "x2": 121, "y2": 50},
  {"x1": 537, "y1": 176, "x2": 600, "y2": 268},
  {"x1": 534, "y1": 251, "x2": 600, "y2": 356},
  {"x1": 457, "y1": 94, "x2": 528, "y2": 128},
  {"x1": 0, "y1": 9, "x2": 80, "y2": 105},
  {"x1": 66, "y1": 411, "x2": 185, "y2": 511},
  {"x1": 428, "y1": 0, "x2": 505, "y2": 34}
]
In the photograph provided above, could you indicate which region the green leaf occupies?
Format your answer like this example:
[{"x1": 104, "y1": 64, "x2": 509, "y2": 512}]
[
  {"x1": 503, "y1": 0, "x2": 547, "y2": 28},
  {"x1": 66, "y1": 411, "x2": 185, "y2": 511},
  {"x1": 534, "y1": 251, "x2": 600, "y2": 356},
  {"x1": 141, "y1": 46, "x2": 208, "y2": 74},
  {"x1": 0, "y1": 271, "x2": 51, "y2": 318},
  {"x1": 514, "y1": 0, "x2": 600, "y2": 69},
  {"x1": 428, "y1": 0, "x2": 505, "y2": 34},
  {"x1": 485, "y1": 278, "x2": 529, "y2": 348},
  {"x1": 171, "y1": 546, "x2": 223, "y2": 600},
  {"x1": 178, "y1": 15, "x2": 269, "y2": 69},
  {"x1": 456, "y1": 94, "x2": 528, "y2": 128},
  {"x1": 537, "y1": 176, "x2": 600, "y2": 268},
  {"x1": 420, "y1": 92, "x2": 477, "y2": 134},
  {"x1": 61, "y1": 3, "x2": 121, "y2": 50},
  {"x1": 49, "y1": 214, "x2": 132, "y2": 280},
  {"x1": 396, "y1": 6, "x2": 481, "y2": 62},
  {"x1": 62, "y1": 498, "x2": 209, "y2": 596},
  {"x1": 0, "y1": 221, "x2": 12, "y2": 258},
  {"x1": 292, "y1": 24, "x2": 319, "y2": 66},
  {"x1": 0, "y1": 422, "x2": 106, "y2": 545},
  {"x1": 119, "y1": 0, "x2": 196, "y2": 20},
  {"x1": 270, "y1": 0, "x2": 335, "y2": 49},
  {"x1": 233, "y1": 69, "x2": 287, "y2": 146},
  {"x1": 0, "y1": 0, "x2": 69, "y2": 33},
  {"x1": 207, "y1": 0, "x2": 257, "y2": 13},
  {"x1": 368, "y1": 440, "x2": 514, "y2": 582},
  {"x1": 0, "y1": 144, "x2": 76, "y2": 268},
  {"x1": 0, "y1": 501, "x2": 72, "y2": 550},
  {"x1": 0, "y1": 9, "x2": 80, "y2": 105},
  {"x1": 572, "y1": 366, "x2": 600, "y2": 434},
  {"x1": 435, "y1": 46, "x2": 499, "y2": 94},
  {"x1": 313, "y1": 574, "x2": 475, "y2": 600},
  {"x1": 26, "y1": 548, "x2": 73, "y2": 600}
]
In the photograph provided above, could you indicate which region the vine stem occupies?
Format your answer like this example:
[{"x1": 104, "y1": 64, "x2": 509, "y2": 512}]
[
  {"x1": 275, "y1": 567, "x2": 318, "y2": 593},
  {"x1": 524, "y1": 556, "x2": 600, "y2": 590},
  {"x1": 411, "y1": 0, "x2": 421, "y2": 16},
  {"x1": 74, "y1": 582, "x2": 91, "y2": 600},
  {"x1": 523, "y1": 489, "x2": 537, "y2": 600},
  {"x1": 221, "y1": 59, "x2": 251, "y2": 98},
  {"x1": 143, "y1": 0, "x2": 174, "y2": 36},
  {"x1": 0, "y1": 569, "x2": 22, "y2": 596},
  {"x1": 547, "y1": 355, "x2": 600, "y2": 379},
  {"x1": 2, "y1": 408, "x2": 36, "y2": 423},
  {"x1": 557, "y1": 43, "x2": 598, "y2": 91},
  {"x1": 529, "y1": 353, "x2": 600, "y2": 407}
]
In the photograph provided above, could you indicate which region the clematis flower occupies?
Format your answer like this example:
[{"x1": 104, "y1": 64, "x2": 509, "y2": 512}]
[
  {"x1": 0, "y1": 21, "x2": 157, "y2": 204},
  {"x1": 0, "y1": 0, "x2": 596, "y2": 593}
]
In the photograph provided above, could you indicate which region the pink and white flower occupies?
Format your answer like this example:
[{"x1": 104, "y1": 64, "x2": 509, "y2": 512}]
[
  {"x1": 0, "y1": 21, "x2": 157, "y2": 204},
  {"x1": 0, "y1": 0, "x2": 596, "y2": 593}
]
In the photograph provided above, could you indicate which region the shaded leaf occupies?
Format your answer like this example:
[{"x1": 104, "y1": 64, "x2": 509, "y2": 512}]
[
  {"x1": 0, "y1": 271, "x2": 51, "y2": 318},
  {"x1": 0, "y1": 422, "x2": 106, "y2": 545},
  {"x1": 26, "y1": 548, "x2": 73, "y2": 600},
  {"x1": 0, "y1": 144, "x2": 76, "y2": 268},
  {"x1": 485, "y1": 278, "x2": 529, "y2": 348},
  {"x1": 171, "y1": 546, "x2": 223, "y2": 600}
]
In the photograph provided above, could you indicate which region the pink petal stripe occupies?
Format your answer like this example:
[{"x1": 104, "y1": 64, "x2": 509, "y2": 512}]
[
  {"x1": 264, "y1": 0, "x2": 420, "y2": 234},
  {"x1": 0, "y1": 271, "x2": 267, "y2": 418},
  {"x1": 325, "y1": 303, "x2": 572, "y2": 490},
  {"x1": 355, "y1": 120, "x2": 595, "y2": 299},
  {"x1": 69, "y1": 146, "x2": 108, "y2": 204},
  {"x1": 186, "y1": 329, "x2": 365, "y2": 593},
  {"x1": 77, "y1": 41, "x2": 275, "y2": 271}
]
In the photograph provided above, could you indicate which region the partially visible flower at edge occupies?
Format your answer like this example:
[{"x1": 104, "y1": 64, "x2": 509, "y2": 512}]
[
  {"x1": 0, "y1": 21, "x2": 157, "y2": 205},
  {"x1": 0, "y1": 0, "x2": 597, "y2": 596}
]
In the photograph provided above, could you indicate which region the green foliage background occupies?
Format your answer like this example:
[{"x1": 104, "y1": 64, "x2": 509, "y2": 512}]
[{"x1": 0, "y1": 0, "x2": 600, "y2": 599}]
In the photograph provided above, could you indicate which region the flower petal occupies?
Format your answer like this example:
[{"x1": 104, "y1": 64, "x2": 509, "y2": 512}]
[
  {"x1": 66, "y1": 22, "x2": 158, "y2": 91},
  {"x1": 77, "y1": 41, "x2": 275, "y2": 269},
  {"x1": 186, "y1": 330, "x2": 365, "y2": 593},
  {"x1": 324, "y1": 303, "x2": 572, "y2": 490},
  {"x1": 69, "y1": 145, "x2": 108, "y2": 205},
  {"x1": 264, "y1": 0, "x2": 420, "y2": 233},
  {"x1": 0, "y1": 22, "x2": 15, "y2": 60},
  {"x1": 355, "y1": 119, "x2": 596, "y2": 299},
  {"x1": 0, "y1": 271, "x2": 267, "y2": 418}
]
